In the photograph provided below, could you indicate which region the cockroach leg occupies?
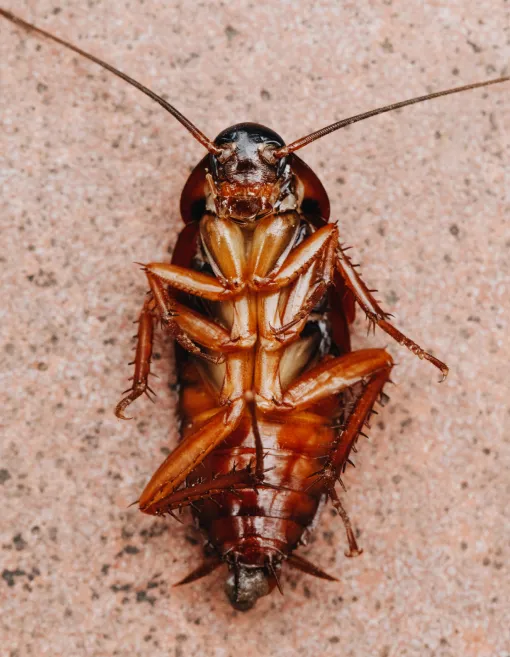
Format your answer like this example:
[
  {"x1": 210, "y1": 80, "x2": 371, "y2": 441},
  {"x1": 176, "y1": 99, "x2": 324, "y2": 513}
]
[
  {"x1": 251, "y1": 224, "x2": 336, "y2": 292},
  {"x1": 115, "y1": 298, "x2": 155, "y2": 420},
  {"x1": 323, "y1": 368, "x2": 393, "y2": 480},
  {"x1": 336, "y1": 245, "x2": 449, "y2": 380},
  {"x1": 139, "y1": 399, "x2": 245, "y2": 514},
  {"x1": 272, "y1": 281, "x2": 328, "y2": 338},
  {"x1": 328, "y1": 488, "x2": 362, "y2": 558},
  {"x1": 140, "y1": 466, "x2": 258, "y2": 516},
  {"x1": 173, "y1": 299, "x2": 255, "y2": 351},
  {"x1": 272, "y1": 234, "x2": 336, "y2": 339},
  {"x1": 310, "y1": 367, "x2": 393, "y2": 554},
  {"x1": 279, "y1": 348, "x2": 393, "y2": 413},
  {"x1": 146, "y1": 272, "x2": 224, "y2": 364},
  {"x1": 146, "y1": 262, "x2": 239, "y2": 300}
]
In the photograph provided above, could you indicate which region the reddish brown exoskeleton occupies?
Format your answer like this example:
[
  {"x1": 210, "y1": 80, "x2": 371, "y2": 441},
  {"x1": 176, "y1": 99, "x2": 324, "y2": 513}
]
[{"x1": 3, "y1": 8, "x2": 508, "y2": 610}]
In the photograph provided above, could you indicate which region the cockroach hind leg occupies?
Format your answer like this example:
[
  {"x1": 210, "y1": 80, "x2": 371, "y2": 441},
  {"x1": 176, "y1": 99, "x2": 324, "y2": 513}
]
[
  {"x1": 329, "y1": 488, "x2": 363, "y2": 558},
  {"x1": 141, "y1": 466, "x2": 257, "y2": 515}
]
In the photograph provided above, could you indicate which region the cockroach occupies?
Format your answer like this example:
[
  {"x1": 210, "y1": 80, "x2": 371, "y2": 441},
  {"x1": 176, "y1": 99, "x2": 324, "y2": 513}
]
[{"x1": 2, "y1": 8, "x2": 508, "y2": 611}]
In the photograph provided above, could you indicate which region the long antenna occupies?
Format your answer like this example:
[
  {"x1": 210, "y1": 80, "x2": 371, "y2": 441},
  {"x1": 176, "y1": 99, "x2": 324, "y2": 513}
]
[
  {"x1": 274, "y1": 76, "x2": 509, "y2": 157},
  {"x1": 0, "y1": 8, "x2": 220, "y2": 154}
]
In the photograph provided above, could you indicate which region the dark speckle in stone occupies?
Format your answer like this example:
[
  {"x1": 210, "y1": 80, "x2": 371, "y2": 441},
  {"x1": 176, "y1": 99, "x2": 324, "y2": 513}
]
[
  {"x1": 0, "y1": 469, "x2": 11, "y2": 485},
  {"x1": 13, "y1": 534, "x2": 27, "y2": 551},
  {"x1": 225, "y1": 25, "x2": 238, "y2": 41},
  {"x1": 136, "y1": 590, "x2": 156, "y2": 605},
  {"x1": 2, "y1": 569, "x2": 26, "y2": 587}
]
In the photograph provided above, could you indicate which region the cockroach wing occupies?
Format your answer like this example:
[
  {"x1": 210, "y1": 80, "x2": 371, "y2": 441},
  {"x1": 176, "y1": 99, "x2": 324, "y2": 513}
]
[
  {"x1": 291, "y1": 154, "x2": 330, "y2": 225},
  {"x1": 180, "y1": 155, "x2": 209, "y2": 225},
  {"x1": 172, "y1": 221, "x2": 200, "y2": 268}
]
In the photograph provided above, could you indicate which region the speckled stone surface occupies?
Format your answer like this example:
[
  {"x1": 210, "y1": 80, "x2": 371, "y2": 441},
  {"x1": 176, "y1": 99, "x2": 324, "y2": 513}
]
[{"x1": 1, "y1": 2, "x2": 509, "y2": 656}]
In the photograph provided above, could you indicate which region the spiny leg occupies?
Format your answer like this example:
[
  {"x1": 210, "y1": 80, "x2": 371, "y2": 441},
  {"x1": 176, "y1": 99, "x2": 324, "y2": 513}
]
[
  {"x1": 254, "y1": 222, "x2": 448, "y2": 379},
  {"x1": 272, "y1": 233, "x2": 337, "y2": 342},
  {"x1": 147, "y1": 270, "x2": 237, "y2": 362},
  {"x1": 146, "y1": 264, "x2": 257, "y2": 350},
  {"x1": 252, "y1": 224, "x2": 336, "y2": 292},
  {"x1": 329, "y1": 488, "x2": 362, "y2": 557},
  {"x1": 115, "y1": 270, "x2": 239, "y2": 419},
  {"x1": 336, "y1": 244, "x2": 448, "y2": 380},
  {"x1": 115, "y1": 297, "x2": 155, "y2": 420},
  {"x1": 146, "y1": 262, "x2": 238, "y2": 300},
  {"x1": 139, "y1": 399, "x2": 245, "y2": 514},
  {"x1": 278, "y1": 348, "x2": 393, "y2": 413},
  {"x1": 310, "y1": 366, "x2": 393, "y2": 556},
  {"x1": 139, "y1": 466, "x2": 258, "y2": 516}
]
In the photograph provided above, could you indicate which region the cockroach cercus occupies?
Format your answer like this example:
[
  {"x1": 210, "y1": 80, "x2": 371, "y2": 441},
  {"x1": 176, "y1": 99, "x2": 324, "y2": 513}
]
[{"x1": 2, "y1": 8, "x2": 507, "y2": 610}]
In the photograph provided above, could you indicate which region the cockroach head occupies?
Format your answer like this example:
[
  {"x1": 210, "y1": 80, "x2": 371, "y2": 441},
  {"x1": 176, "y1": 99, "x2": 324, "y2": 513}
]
[
  {"x1": 224, "y1": 557, "x2": 282, "y2": 611},
  {"x1": 208, "y1": 123, "x2": 290, "y2": 222}
]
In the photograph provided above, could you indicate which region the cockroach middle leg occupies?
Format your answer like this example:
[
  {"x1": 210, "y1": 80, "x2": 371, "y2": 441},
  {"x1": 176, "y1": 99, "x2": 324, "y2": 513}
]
[
  {"x1": 272, "y1": 234, "x2": 337, "y2": 340},
  {"x1": 115, "y1": 270, "x2": 236, "y2": 419},
  {"x1": 115, "y1": 297, "x2": 155, "y2": 420},
  {"x1": 328, "y1": 488, "x2": 362, "y2": 558},
  {"x1": 336, "y1": 245, "x2": 449, "y2": 380},
  {"x1": 252, "y1": 224, "x2": 336, "y2": 292}
]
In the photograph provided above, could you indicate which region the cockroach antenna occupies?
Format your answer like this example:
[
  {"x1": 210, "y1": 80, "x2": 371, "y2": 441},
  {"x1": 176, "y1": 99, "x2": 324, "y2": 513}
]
[
  {"x1": 0, "y1": 8, "x2": 221, "y2": 154},
  {"x1": 274, "y1": 76, "x2": 509, "y2": 157}
]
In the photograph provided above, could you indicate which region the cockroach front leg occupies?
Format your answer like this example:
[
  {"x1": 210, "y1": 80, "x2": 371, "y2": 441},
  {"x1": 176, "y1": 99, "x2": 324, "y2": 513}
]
[
  {"x1": 146, "y1": 271, "x2": 226, "y2": 362},
  {"x1": 115, "y1": 298, "x2": 156, "y2": 420},
  {"x1": 146, "y1": 262, "x2": 239, "y2": 300},
  {"x1": 335, "y1": 245, "x2": 449, "y2": 381},
  {"x1": 253, "y1": 222, "x2": 448, "y2": 379},
  {"x1": 251, "y1": 223, "x2": 337, "y2": 293},
  {"x1": 271, "y1": 234, "x2": 337, "y2": 342}
]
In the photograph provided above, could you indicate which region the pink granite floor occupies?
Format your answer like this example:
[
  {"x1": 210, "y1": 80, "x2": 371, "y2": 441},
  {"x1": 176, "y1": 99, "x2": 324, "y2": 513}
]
[{"x1": 1, "y1": 2, "x2": 509, "y2": 656}]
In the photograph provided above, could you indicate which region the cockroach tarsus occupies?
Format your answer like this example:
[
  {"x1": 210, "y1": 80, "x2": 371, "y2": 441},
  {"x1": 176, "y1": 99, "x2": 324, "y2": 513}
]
[{"x1": 2, "y1": 8, "x2": 508, "y2": 611}]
